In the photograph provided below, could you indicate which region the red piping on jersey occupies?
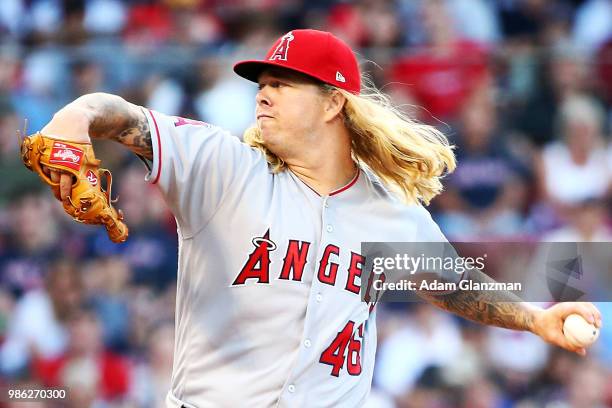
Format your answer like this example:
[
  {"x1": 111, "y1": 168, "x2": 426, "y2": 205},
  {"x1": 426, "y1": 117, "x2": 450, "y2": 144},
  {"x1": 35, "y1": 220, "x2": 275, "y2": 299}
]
[
  {"x1": 329, "y1": 169, "x2": 360, "y2": 196},
  {"x1": 148, "y1": 109, "x2": 162, "y2": 184}
]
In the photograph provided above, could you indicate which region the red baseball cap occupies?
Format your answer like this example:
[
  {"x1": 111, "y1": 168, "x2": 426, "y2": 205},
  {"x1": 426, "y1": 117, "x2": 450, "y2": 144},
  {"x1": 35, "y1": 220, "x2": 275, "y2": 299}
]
[{"x1": 233, "y1": 29, "x2": 361, "y2": 94}]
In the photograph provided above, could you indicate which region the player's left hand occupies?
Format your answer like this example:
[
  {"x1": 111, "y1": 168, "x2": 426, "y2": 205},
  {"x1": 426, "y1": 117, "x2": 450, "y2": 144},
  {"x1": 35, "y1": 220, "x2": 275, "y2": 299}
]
[{"x1": 531, "y1": 302, "x2": 602, "y2": 356}]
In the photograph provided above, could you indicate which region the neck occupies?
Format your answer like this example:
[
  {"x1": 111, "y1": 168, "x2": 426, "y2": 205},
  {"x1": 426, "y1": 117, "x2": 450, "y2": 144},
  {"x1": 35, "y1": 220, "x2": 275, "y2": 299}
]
[{"x1": 285, "y1": 126, "x2": 357, "y2": 196}]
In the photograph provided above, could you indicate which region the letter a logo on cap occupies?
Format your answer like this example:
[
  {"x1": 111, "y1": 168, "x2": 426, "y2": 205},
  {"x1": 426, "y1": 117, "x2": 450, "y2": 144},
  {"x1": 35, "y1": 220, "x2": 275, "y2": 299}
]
[{"x1": 269, "y1": 32, "x2": 294, "y2": 61}]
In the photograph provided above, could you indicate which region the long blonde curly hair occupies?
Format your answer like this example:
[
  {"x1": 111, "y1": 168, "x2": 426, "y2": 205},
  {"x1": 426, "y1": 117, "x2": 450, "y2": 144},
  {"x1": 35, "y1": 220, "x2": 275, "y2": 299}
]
[{"x1": 243, "y1": 77, "x2": 456, "y2": 205}]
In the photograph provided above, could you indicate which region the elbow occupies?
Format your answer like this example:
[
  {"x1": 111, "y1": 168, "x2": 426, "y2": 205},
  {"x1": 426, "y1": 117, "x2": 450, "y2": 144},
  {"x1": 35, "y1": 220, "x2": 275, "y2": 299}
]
[{"x1": 72, "y1": 92, "x2": 122, "y2": 107}]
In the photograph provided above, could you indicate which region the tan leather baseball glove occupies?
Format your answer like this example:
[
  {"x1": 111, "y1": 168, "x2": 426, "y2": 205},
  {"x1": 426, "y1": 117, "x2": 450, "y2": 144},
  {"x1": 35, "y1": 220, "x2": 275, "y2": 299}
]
[{"x1": 20, "y1": 132, "x2": 128, "y2": 243}]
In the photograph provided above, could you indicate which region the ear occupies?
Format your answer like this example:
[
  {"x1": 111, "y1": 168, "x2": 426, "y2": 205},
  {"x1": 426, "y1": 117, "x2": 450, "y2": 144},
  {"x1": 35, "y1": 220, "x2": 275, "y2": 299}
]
[{"x1": 322, "y1": 90, "x2": 346, "y2": 123}]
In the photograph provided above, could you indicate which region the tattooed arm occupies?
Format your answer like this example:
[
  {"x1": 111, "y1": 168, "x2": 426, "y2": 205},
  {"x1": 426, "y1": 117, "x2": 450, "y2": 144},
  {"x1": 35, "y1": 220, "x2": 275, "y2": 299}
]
[
  {"x1": 41, "y1": 92, "x2": 152, "y2": 160},
  {"x1": 418, "y1": 269, "x2": 539, "y2": 331},
  {"x1": 40, "y1": 93, "x2": 152, "y2": 199},
  {"x1": 418, "y1": 269, "x2": 603, "y2": 355}
]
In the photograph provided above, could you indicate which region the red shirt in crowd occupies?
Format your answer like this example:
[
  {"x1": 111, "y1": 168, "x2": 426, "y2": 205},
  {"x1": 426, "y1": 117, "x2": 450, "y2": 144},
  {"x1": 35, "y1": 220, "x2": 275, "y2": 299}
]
[
  {"x1": 391, "y1": 40, "x2": 491, "y2": 121},
  {"x1": 32, "y1": 351, "x2": 131, "y2": 400}
]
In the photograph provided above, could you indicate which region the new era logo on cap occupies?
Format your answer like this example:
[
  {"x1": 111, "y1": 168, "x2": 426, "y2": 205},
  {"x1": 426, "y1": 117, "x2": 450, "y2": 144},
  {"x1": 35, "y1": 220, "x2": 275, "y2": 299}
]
[{"x1": 233, "y1": 29, "x2": 361, "y2": 94}]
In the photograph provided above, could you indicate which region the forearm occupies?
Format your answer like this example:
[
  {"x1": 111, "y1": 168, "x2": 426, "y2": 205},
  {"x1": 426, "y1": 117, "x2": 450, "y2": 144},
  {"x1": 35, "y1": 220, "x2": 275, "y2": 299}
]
[
  {"x1": 419, "y1": 269, "x2": 542, "y2": 332},
  {"x1": 41, "y1": 93, "x2": 152, "y2": 160}
]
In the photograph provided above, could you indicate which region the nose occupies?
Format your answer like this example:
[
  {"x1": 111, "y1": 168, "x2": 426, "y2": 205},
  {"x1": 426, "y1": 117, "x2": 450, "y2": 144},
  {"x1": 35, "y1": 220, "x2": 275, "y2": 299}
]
[{"x1": 256, "y1": 87, "x2": 271, "y2": 107}]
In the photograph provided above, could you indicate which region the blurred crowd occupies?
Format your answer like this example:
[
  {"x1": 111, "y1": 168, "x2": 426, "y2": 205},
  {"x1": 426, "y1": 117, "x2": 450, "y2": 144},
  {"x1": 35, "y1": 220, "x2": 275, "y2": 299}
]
[{"x1": 0, "y1": 0, "x2": 611, "y2": 407}]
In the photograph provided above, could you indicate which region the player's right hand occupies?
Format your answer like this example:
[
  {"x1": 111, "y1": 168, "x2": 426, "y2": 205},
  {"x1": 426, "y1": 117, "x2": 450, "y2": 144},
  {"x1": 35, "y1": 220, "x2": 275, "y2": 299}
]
[
  {"x1": 37, "y1": 108, "x2": 91, "y2": 201},
  {"x1": 43, "y1": 166, "x2": 74, "y2": 202},
  {"x1": 531, "y1": 302, "x2": 602, "y2": 356}
]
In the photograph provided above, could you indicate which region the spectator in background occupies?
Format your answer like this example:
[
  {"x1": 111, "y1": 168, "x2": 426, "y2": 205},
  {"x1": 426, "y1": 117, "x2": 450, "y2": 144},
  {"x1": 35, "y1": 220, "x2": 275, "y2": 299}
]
[
  {"x1": 484, "y1": 325, "x2": 550, "y2": 400},
  {"x1": 390, "y1": 0, "x2": 491, "y2": 123},
  {"x1": 534, "y1": 95, "x2": 610, "y2": 226},
  {"x1": 516, "y1": 348, "x2": 580, "y2": 406},
  {"x1": 595, "y1": 37, "x2": 612, "y2": 122},
  {"x1": 543, "y1": 198, "x2": 612, "y2": 242},
  {"x1": 355, "y1": 0, "x2": 403, "y2": 49},
  {"x1": 396, "y1": 0, "x2": 499, "y2": 47},
  {"x1": 550, "y1": 359, "x2": 610, "y2": 407},
  {"x1": 320, "y1": 2, "x2": 367, "y2": 48},
  {"x1": 83, "y1": 257, "x2": 132, "y2": 352},
  {"x1": 435, "y1": 95, "x2": 528, "y2": 239},
  {"x1": 572, "y1": 0, "x2": 612, "y2": 57},
  {"x1": 130, "y1": 320, "x2": 174, "y2": 408},
  {"x1": 83, "y1": 0, "x2": 127, "y2": 36},
  {"x1": 0, "y1": 109, "x2": 43, "y2": 208},
  {"x1": 0, "y1": 260, "x2": 82, "y2": 376},
  {"x1": 374, "y1": 303, "x2": 463, "y2": 401},
  {"x1": 459, "y1": 376, "x2": 506, "y2": 408},
  {"x1": 1, "y1": 191, "x2": 65, "y2": 296},
  {"x1": 0, "y1": 47, "x2": 19, "y2": 107},
  {"x1": 88, "y1": 165, "x2": 178, "y2": 291},
  {"x1": 123, "y1": 1, "x2": 173, "y2": 47},
  {"x1": 32, "y1": 307, "x2": 131, "y2": 405},
  {"x1": 11, "y1": 48, "x2": 66, "y2": 132},
  {"x1": 0, "y1": 0, "x2": 25, "y2": 38},
  {"x1": 513, "y1": 44, "x2": 590, "y2": 147},
  {"x1": 69, "y1": 59, "x2": 104, "y2": 98},
  {"x1": 594, "y1": 302, "x2": 612, "y2": 366},
  {"x1": 193, "y1": 58, "x2": 257, "y2": 136},
  {"x1": 144, "y1": 73, "x2": 186, "y2": 117},
  {"x1": 128, "y1": 282, "x2": 176, "y2": 354},
  {"x1": 446, "y1": 0, "x2": 501, "y2": 45},
  {"x1": 498, "y1": 0, "x2": 552, "y2": 42},
  {"x1": 322, "y1": 0, "x2": 403, "y2": 48}
]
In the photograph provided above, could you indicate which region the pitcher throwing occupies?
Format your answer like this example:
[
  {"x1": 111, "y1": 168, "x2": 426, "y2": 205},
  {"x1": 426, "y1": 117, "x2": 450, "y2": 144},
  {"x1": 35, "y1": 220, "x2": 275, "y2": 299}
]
[{"x1": 24, "y1": 29, "x2": 602, "y2": 407}]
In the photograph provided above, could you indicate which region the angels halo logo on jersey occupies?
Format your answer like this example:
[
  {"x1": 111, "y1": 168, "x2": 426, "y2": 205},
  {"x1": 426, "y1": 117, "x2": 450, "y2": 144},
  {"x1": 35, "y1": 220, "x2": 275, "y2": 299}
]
[
  {"x1": 269, "y1": 32, "x2": 295, "y2": 61},
  {"x1": 232, "y1": 229, "x2": 277, "y2": 285},
  {"x1": 86, "y1": 170, "x2": 98, "y2": 186}
]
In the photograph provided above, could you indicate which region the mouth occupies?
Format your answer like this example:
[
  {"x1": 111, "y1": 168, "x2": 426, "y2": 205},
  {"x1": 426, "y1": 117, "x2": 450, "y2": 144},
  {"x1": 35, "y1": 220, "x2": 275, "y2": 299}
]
[{"x1": 256, "y1": 114, "x2": 274, "y2": 120}]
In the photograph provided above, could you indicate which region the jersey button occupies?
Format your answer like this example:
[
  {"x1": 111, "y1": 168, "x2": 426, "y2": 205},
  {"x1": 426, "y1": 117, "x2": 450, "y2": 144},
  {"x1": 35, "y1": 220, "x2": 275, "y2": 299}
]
[
  {"x1": 304, "y1": 339, "x2": 312, "y2": 348},
  {"x1": 326, "y1": 225, "x2": 333, "y2": 233},
  {"x1": 316, "y1": 293, "x2": 323, "y2": 302},
  {"x1": 288, "y1": 385, "x2": 296, "y2": 393}
]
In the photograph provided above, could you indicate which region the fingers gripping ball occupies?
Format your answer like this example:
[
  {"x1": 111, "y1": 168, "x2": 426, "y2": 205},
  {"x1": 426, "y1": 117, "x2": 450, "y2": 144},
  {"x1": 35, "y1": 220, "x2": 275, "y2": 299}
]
[
  {"x1": 563, "y1": 314, "x2": 599, "y2": 348},
  {"x1": 20, "y1": 132, "x2": 128, "y2": 243}
]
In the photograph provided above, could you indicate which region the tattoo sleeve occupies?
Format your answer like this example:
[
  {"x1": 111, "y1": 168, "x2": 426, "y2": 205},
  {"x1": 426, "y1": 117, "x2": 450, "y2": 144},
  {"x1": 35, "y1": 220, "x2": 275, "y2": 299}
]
[
  {"x1": 77, "y1": 93, "x2": 153, "y2": 160},
  {"x1": 418, "y1": 269, "x2": 537, "y2": 332}
]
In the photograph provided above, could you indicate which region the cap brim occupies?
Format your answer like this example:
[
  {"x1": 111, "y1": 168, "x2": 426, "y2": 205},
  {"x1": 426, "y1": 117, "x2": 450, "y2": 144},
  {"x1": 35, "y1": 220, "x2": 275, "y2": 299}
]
[
  {"x1": 233, "y1": 59, "x2": 327, "y2": 86},
  {"x1": 233, "y1": 60, "x2": 274, "y2": 83}
]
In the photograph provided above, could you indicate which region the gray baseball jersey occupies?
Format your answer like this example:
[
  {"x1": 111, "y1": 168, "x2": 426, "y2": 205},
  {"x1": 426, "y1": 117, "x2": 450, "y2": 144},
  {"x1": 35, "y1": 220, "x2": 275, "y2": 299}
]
[{"x1": 144, "y1": 110, "x2": 450, "y2": 408}]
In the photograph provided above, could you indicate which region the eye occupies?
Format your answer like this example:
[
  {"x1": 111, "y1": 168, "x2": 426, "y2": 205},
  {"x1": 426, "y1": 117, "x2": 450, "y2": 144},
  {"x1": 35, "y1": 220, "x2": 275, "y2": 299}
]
[
  {"x1": 257, "y1": 80, "x2": 286, "y2": 90},
  {"x1": 271, "y1": 80, "x2": 287, "y2": 88}
]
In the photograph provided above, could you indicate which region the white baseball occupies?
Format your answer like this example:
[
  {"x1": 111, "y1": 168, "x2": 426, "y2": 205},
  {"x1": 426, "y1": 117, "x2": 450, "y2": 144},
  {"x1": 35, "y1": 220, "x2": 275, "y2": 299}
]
[{"x1": 563, "y1": 314, "x2": 599, "y2": 348}]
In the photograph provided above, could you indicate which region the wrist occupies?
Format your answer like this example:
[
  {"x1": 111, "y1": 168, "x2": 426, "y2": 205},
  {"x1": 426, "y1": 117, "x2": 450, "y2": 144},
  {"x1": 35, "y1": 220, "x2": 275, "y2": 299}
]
[
  {"x1": 40, "y1": 105, "x2": 91, "y2": 143},
  {"x1": 527, "y1": 304, "x2": 545, "y2": 334}
]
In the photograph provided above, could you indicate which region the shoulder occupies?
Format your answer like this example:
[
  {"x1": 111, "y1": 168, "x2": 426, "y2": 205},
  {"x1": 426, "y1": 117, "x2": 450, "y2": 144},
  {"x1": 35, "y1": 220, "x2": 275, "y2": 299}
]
[{"x1": 361, "y1": 168, "x2": 438, "y2": 223}]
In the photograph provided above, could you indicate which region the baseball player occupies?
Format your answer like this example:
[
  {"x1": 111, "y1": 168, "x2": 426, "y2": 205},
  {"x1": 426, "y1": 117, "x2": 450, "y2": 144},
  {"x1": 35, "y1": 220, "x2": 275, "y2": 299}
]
[{"x1": 27, "y1": 30, "x2": 601, "y2": 407}]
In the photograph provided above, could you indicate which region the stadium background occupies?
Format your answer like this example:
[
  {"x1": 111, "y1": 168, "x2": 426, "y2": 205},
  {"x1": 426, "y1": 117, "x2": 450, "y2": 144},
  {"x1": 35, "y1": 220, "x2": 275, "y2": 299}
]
[{"x1": 0, "y1": 0, "x2": 611, "y2": 407}]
